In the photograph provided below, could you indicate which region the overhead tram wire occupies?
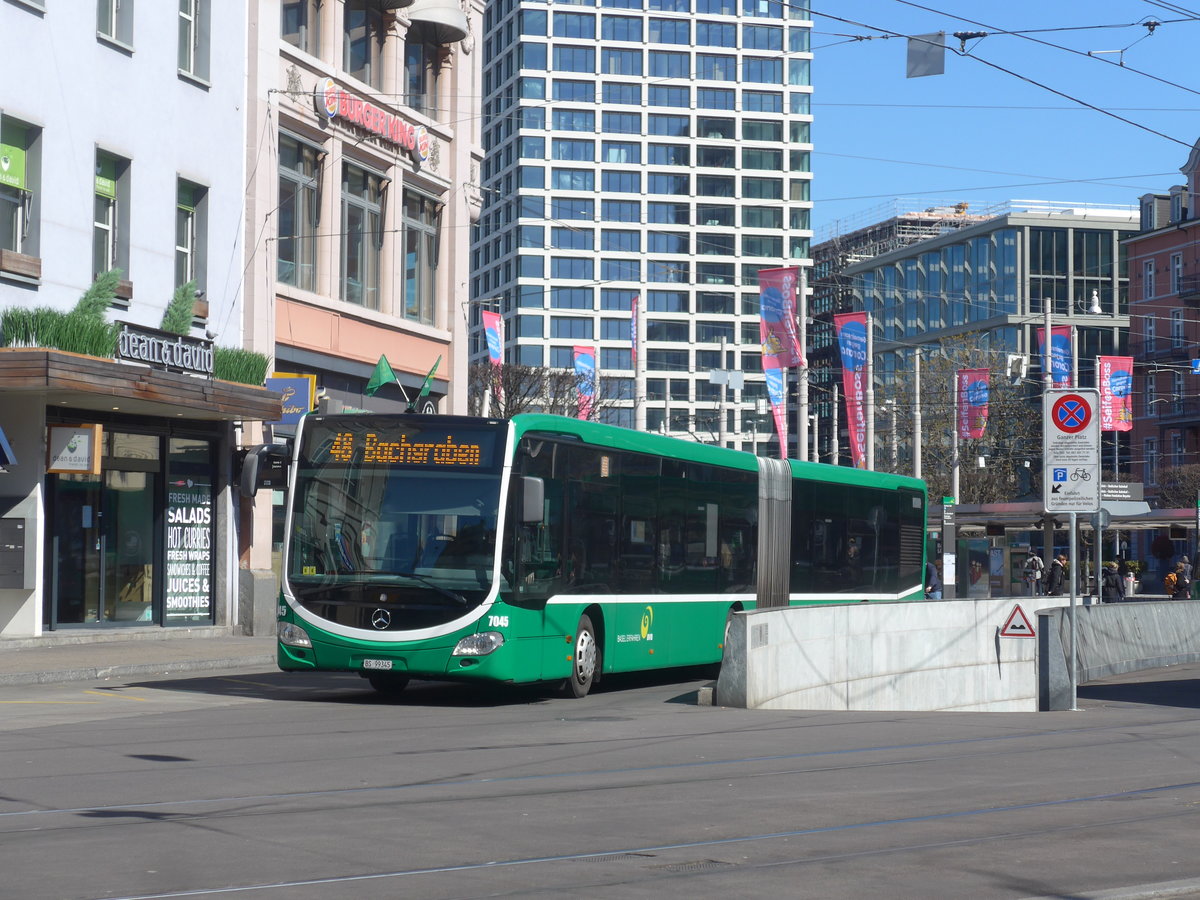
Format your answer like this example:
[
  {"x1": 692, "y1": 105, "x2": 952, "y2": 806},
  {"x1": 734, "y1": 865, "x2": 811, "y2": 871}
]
[
  {"x1": 806, "y1": 4, "x2": 1197, "y2": 147},
  {"x1": 887, "y1": 0, "x2": 1200, "y2": 99}
]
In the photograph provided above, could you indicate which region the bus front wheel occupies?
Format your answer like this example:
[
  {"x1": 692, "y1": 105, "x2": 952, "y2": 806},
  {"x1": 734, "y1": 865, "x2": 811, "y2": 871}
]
[{"x1": 564, "y1": 614, "x2": 599, "y2": 698}]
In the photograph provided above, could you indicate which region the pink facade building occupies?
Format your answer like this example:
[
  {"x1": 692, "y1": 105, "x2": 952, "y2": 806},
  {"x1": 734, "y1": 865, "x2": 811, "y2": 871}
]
[{"x1": 1125, "y1": 138, "x2": 1200, "y2": 498}]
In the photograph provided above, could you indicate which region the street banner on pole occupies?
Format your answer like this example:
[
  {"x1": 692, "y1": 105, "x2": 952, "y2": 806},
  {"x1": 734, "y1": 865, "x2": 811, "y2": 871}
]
[
  {"x1": 956, "y1": 368, "x2": 990, "y2": 439},
  {"x1": 758, "y1": 267, "x2": 804, "y2": 368},
  {"x1": 482, "y1": 310, "x2": 504, "y2": 400},
  {"x1": 834, "y1": 312, "x2": 868, "y2": 468},
  {"x1": 764, "y1": 361, "x2": 788, "y2": 460},
  {"x1": 1037, "y1": 325, "x2": 1073, "y2": 387},
  {"x1": 1097, "y1": 355, "x2": 1133, "y2": 431},
  {"x1": 573, "y1": 345, "x2": 597, "y2": 420}
]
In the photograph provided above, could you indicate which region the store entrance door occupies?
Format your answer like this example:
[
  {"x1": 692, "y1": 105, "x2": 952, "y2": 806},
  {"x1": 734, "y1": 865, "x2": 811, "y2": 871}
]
[{"x1": 48, "y1": 467, "x2": 157, "y2": 627}]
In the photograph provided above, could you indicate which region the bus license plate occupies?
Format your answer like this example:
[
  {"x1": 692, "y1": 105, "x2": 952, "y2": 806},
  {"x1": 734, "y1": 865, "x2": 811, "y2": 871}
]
[{"x1": 362, "y1": 659, "x2": 393, "y2": 671}]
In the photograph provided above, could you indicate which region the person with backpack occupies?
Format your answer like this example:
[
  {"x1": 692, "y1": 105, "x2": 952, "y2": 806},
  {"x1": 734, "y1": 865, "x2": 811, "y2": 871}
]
[
  {"x1": 1165, "y1": 562, "x2": 1191, "y2": 600},
  {"x1": 1023, "y1": 552, "x2": 1045, "y2": 597}
]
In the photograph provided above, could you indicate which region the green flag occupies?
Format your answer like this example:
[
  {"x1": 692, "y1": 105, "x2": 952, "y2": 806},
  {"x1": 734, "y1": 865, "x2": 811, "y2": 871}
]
[
  {"x1": 407, "y1": 356, "x2": 441, "y2": 411},
  {"x1": 365, "y1": 355, "x2": 398, "y2": 396}
]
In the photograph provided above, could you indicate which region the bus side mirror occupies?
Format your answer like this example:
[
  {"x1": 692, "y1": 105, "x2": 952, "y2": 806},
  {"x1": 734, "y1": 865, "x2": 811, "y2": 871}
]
[
  {"x1": 240, "y1": 443, "x2": 290, "y2": 497},
  {"x1": 521, "y1": 476, "x2": 544, "y2": 523}
]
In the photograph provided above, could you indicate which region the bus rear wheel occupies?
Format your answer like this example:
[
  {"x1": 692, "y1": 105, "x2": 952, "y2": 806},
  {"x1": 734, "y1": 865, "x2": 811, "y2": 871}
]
[
  {"x1": 365, "y1": 673, "x2": 410, "y2": 696},
  {"x1": 564, "y1": 614, "x2": 599, "y2": 698}
]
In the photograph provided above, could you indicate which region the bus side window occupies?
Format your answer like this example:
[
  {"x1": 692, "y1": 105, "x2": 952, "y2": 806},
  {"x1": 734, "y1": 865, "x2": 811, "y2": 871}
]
[{"x1": 513, "y1": 438, "x2": 563, "y2": 599}]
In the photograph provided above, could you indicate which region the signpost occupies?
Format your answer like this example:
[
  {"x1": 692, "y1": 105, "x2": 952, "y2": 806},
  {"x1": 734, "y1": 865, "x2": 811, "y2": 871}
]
[{"x1": 1043, "y1": 388, "x2": 1100, "y2": 712}]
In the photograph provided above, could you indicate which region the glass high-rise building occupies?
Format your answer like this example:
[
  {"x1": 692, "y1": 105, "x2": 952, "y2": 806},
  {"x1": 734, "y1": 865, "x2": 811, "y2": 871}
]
[{"x1": 470, "y1": 0, "x2": 813, "y2": 452}]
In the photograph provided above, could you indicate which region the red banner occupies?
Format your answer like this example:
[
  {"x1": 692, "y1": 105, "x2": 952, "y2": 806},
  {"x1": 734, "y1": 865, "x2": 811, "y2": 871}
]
[
  {"x1": 834, "y1": 312, "x2": 868, "y2": 468},
  {"x1": 956, "y1": 368, "x2": 990, "y2": 439},
  {"x1": 482, "y1": 310, "x2": 503, "y2": 401},
  {"x1": 758, "y1": 267, "x2": 804, "y2": 369},
  {"x1": 1037, "y1": 325, "x2": 1073, "y2": 387},
  {"x1": 1098, "y1": 356, "x2": 1134, "y2": 432},
  {"x1": 573, "y1": 345, "x2": 596, "y2": 420}
]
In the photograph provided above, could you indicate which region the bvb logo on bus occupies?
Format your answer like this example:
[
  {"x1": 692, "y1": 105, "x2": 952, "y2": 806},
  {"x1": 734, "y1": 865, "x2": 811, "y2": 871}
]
[{"x1": 640, "y1": 606, "x2": 653, "y2": 641}]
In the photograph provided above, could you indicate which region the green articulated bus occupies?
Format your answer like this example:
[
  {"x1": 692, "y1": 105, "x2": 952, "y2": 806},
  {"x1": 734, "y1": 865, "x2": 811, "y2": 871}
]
[{"x1": 268, "y1": 413, "x2": 927, "y2": 698}]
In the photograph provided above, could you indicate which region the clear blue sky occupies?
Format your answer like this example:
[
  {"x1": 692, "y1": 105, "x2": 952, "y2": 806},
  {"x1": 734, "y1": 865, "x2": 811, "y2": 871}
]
[{"x1": 811, "y1": 1, "x2": 1200, "y2": 240}]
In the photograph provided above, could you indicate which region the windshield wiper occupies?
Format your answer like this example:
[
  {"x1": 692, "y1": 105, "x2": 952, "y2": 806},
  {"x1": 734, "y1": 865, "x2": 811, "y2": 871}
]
[{"x1": 394, "y1": 572, "x2": 468, "y2": 607}]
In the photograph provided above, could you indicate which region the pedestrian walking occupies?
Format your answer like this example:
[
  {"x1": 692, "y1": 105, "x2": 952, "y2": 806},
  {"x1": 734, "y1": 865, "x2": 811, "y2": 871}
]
[
  {"x1": 1046, "y1": 554, "x2": 1067, "y2": 596},
  {"x1": 925, "y1": 559, "x2": 942, "y2": 600},
  {"x1": 1023, "y1": 551, "x2": 1045, "y2": 597},
  {"x1": 1165, "y1": 561, "x2": 1191, "y2": 600},
  {"x1": 1100, "y1": 561, "x2": 1124, "y2": 603}
]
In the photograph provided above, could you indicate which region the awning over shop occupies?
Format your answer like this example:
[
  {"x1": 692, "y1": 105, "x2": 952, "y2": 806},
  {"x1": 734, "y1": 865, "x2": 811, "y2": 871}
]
[{"x1": 0, "y1": 348, "x2": 282, "y2": 423}]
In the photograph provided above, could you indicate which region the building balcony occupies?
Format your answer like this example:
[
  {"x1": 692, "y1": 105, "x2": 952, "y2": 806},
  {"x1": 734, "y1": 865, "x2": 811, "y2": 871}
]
[
  {"x1": 1148, "y1": 396, "x2": 1200, "y2": 423},
  {"x1": 1128, "y1": 339, "x2": 1196, "y2": 362},
  {"x1": 1177, "y1": 273, "x2": 1200, "y2": 301}
]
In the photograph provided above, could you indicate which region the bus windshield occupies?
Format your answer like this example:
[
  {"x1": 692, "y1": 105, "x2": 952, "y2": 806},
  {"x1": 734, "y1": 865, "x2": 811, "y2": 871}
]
[{"x1": 286, "y1": 417, "x2": 506, "y2": 600}]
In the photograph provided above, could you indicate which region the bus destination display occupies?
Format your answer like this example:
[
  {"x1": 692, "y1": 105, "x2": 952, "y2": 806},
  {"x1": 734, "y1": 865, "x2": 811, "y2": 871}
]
[{"x1": 303, "y1": 419, "x2": 500, "y2": 470}]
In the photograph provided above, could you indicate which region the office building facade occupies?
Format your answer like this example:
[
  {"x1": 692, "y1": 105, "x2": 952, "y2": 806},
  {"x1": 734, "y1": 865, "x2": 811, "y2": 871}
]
[{"x1": 470, "y1": 0, "x2": 813, "y2": 453}]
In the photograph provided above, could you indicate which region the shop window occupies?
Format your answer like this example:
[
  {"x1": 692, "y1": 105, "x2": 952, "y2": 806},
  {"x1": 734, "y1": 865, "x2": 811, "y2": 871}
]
[
  {"x1": 178, "y1": 0, "x2": 211, "y2": 82},
  {"x1": 0, "y1": 117, "x2": 41, "y2": 279},
  {"x1": 345, "y1": 0, "x2": 385, "y2": 88},
  {"x1": 341, "y1": 163, "x2": 384, "y2": 309},
  {"x1": 93, "y1": 149, "x2": 132, "y2": 301},
  {"x1": 282, "y1": 0, "x2": 320, "y2": 55},
  {"x1": 175, "y1": 179, "x2": 208, "y2": 297},
  {"x1": 404, "y1": 191, "x2": 442, "y2": 325},
  {"x1": 277, "y1": 135, "x2": 322, "y2": 291},
  {"x1": 405, "y1": 23, "x2": 441, "y2": 119},
  {"x1": 98, "y1": 0, "x2": 135, "y2": 47}
]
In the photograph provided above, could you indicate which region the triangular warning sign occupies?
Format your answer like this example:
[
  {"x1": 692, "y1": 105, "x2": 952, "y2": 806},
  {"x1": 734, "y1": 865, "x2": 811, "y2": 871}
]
[{"x1": 1001, "y1": 604, "x2": 1036, "y2": 638}]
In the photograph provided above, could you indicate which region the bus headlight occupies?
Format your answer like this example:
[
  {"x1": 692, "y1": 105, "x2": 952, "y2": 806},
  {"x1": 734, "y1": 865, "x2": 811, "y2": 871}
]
[
  {"x1": 452, "y1": 631, "x2": 505, "y2": 657},
  {"x1": 278, "y1": 621, "x2": 312, "y2": 648}
]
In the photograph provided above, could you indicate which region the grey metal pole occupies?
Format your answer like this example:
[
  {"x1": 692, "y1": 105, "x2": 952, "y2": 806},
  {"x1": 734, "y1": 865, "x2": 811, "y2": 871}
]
[
  {"x1": 718, "y1": 336, "x2": 727, "y2": 448},
  {"x1": 1069, "y1": 510, "x2": 1078, "y2": 711},
  {"x1": 831, "y1": 382, "x2": 840, "y2": 465},
  {"x1": 635, "y1": 293, "x2": 647, "y2": 432},
  {"x1": 913, "y1": 350, "x2": 922, "y2": 479}
]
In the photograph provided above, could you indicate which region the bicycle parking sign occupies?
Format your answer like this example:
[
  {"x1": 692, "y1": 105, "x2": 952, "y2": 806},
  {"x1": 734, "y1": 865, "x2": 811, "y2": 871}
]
[{"x1": 1043, "y1": 389, "x2": 1100, "y2": 513}]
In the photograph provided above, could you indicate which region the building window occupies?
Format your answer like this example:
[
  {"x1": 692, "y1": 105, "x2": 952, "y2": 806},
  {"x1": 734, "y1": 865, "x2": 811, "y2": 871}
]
[
  {"x1": 1171, "y1": 252, "x2": 1184, "y2": 295},
  {"x1": 601, "y1": 199, "x2": 639, "y2": 222},
  {"x1": 178, "y1": 0, "x2": 210, "y2": 81},
  {"x1": 649, "y1": 18, "x2": 689, "y2": 43},
  {"x1": 1142, "y1": 259, "x2": 1155, "y2": 301},
  {"x1": 696, "y1": 21, "x2": 736, "y2": 46},
  {"x1": 697, "y1": 53, "x2": 737, "y2": 80},
  {"x1": 93, "y1": 150, "x2": 130, "y2": 283},
  {"x1": 550, "y1": 316, "x2": 593, "y2": 339},
  {"x1": 1172, "y1": 431, "x2": 1185, "y2": 467},
  {"x1": 1174, "y1": 371, "x2": 1186, "y2": 413},
  {"x1": 601, "y1": 15, "x2": 641, "y2": 40},
  {"x1": 553, "y1": 45, "x2": 596, "y2": 72},
  {"x1": 175, "y1": 179, "x2": 207, "y2": 294},
  {"x1": 282, "y1": 0, "x2": 320, "y2": 54},
  {"x1": 554, "y1": 11, "x2": 596, "y2": 38},
  {"x1": 602, "y1": 82, "x2": 641, "y2": 105},
  {"x1": 345, "y1": 1, "x2": 386, "y2": 88},
  {"x1": 553, "y1": 79, "x2": 593, "y2": 102},
  {"x1": 601, "y1": 48, "x2": 642, "y2": 75},
  {"x1": 1144, "y1": 372, "x2": 1157, "y2": 414},
  {"x1": 404, "y1": 191, "x2": 441, "y2": 324},
  {"x1": 98, "y1": 0, "x2": 135, "y2": 46},
  {"x1": 602, "y1": 171, "x2": 640, "y2": 192},
  {"x1": 0, "y1": 117, "x2": 39, "y2": 263},
  {"x1": 341, "y1": 164, "x2": 384, "y2": 309},
  {"x1": 405, "y1": 24, "x2": 441, "y2": 118},
  {"x1": 1172, "y1": 308, "x2": 1185, "y2": 348},
  {"x1": 1145, "y1": 315, "x2": 1156, "y2": 351},
  {"x1": 1145, "y1": 438, "x2": 1158, "y2": 485},
  {"x1": 278, "y1": 135, "x2": 321, "y2": 291}
]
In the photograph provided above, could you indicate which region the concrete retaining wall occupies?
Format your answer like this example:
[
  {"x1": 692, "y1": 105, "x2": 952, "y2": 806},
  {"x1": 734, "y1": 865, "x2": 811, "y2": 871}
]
[
  {"x1": 715, "y1": 597, "x2": 1068, "y2": 712},
  {"x1": 1038, "y1": 601, "x2": 1200, "y2": 710}
]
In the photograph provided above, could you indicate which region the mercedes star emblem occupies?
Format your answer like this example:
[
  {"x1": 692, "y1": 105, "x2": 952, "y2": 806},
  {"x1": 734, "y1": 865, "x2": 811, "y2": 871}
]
[{"x1": 370, "y1": 608, "x2": 391, "y2": 630}]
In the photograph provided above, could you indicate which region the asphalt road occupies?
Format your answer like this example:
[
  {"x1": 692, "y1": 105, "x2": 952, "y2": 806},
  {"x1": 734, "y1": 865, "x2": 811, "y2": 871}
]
[{"x1": 1, "y1": 663, "x2": 1199, "y2": 900}]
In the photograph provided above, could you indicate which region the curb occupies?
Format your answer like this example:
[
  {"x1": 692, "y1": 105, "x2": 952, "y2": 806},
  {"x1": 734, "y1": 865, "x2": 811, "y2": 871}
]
[{"x1": 0, "y1": 655, "x2": 277, "y2": 687}]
